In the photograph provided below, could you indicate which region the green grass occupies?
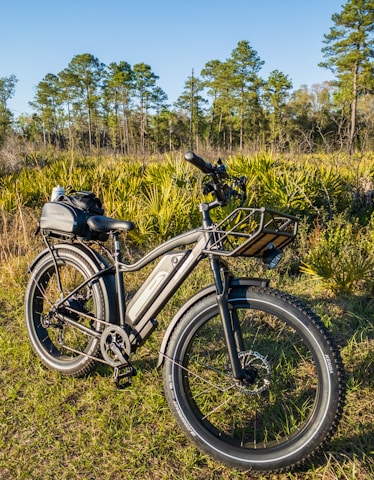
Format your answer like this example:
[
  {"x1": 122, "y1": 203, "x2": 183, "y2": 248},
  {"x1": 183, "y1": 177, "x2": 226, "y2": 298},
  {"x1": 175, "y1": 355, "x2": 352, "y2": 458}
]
[
  {"x1": 0, "y1": 253, "x2": 373, "y2": 480},
  {"x1": 0, "y1": 152, "x2": 373, "y2": 479}
]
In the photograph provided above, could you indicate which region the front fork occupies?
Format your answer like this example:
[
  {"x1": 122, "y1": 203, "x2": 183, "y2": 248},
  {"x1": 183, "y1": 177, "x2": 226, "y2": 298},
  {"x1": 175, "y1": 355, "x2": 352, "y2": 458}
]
[{"x1": 210, "y1": 256, "x2": 245, "y2": 380}]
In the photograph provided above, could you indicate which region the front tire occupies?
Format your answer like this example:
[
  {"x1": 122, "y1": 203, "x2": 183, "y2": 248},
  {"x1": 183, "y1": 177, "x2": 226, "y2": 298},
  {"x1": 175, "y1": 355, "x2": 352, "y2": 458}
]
[{"x1": 162, "y1": 286, "x2": 345, "y2": 472}]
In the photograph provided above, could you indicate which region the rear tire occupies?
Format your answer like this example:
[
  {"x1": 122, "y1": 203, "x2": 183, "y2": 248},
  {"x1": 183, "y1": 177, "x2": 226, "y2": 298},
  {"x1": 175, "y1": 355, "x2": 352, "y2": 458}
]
[
  {"x1": 25, "y1": 247, "x2": 107, "y2": 377},
  {"x1": 162, "y1": 286, "x2": 345, "y2": 472}
]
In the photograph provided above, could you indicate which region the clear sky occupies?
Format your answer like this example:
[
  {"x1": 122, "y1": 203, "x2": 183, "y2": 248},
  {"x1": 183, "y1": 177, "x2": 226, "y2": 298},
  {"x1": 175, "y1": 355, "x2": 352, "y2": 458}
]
[{"x1": 1, "y1": 0, "x2": 344, "y2": 116}]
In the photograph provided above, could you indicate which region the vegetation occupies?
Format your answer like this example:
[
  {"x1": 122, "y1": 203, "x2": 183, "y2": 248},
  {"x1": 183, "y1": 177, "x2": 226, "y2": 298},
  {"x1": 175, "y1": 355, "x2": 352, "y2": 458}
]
[
  {"x1": 320, "y1": 0, "x2": 374, "y2": 154},
  {"x1": 0, "y1": 150, "x2": 373, "y2": 479},
  {"x1": 0, "y1": 1, "x2": 373, "y2": 477},
  {"x1": 0, "y1": 0, "x2": 373, "y2": 156}
]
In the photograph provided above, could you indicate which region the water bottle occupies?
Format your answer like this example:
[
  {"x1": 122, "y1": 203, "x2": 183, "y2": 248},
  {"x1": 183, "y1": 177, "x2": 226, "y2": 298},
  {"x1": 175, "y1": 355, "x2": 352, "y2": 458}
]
[{"x1": 51, "y1": 185, "x2": 65, "y2": 202}]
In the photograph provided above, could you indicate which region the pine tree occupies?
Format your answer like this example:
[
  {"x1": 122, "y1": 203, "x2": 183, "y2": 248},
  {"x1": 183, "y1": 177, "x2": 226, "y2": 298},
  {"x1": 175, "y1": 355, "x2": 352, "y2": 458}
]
[
  {"x1": 133, "y1": 63, "x2": 159, "y2": 155},
  {"x1": 30, "y1": 74, "x2": 61, "y2": 145},
  {"x1": 175, "y1": 73, "x2": 207, "y2": 151},
  {"x1": 103, "y1": 61, "x2": 134, "y2": 153},
  {"x1": 64, "y1": 54, "x2": 105, "y2": 149},
  {"x1": 228, "y1": 40, "x2": 264, "y2": 150},
  {"x1": 263, "y1": 70, "x2": 293, "y2": 150},
  {"x1": 0, "y1": 74, "x2": 18, "y2": 141},
  {"x1": 320, "y1": 0, "x2": 374, "y2": 153},
  {"x1": 201, "y1": 59, "x2": 237, "y2": 149}
]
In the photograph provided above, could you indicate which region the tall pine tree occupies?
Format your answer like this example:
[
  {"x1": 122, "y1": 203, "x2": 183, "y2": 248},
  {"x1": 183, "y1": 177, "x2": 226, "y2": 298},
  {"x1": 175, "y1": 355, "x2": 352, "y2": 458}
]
[
  {"x1": 320, "y1": 0, "x2": 374, "y2": 153},
  {"x1": 0, "y1": 74, "x2": 18, "y2": 142}
]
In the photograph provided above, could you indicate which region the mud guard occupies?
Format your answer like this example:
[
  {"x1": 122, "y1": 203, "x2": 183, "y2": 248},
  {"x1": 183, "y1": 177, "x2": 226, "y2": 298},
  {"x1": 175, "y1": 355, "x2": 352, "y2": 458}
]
[{"x1": 157, "y1": 277, "x2": 269, "y2": 367}]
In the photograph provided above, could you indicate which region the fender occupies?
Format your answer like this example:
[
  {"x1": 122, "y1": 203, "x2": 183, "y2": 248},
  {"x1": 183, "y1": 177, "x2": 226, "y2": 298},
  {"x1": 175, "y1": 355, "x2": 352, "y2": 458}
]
[
  {"x1": 27, "y1": 242, "x2": 118, "y2": 324},
  {"x1": 157, "y1": 277, "x2": 269, "y2": 367}
]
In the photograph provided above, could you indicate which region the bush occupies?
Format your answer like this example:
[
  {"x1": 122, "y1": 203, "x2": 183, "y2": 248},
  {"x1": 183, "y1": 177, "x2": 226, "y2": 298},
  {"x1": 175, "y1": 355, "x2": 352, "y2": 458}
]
[{"x1": 300, "y1": 215, "x2": 374, "y2": 295}]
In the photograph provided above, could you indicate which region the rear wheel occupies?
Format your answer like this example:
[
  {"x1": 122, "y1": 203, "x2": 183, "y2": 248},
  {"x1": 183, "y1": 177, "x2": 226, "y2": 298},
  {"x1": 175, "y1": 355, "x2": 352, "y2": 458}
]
[
  {"x1": 25, "y1": 247, "x2": 107, "y2": 377},
  {"x1": 163, "y1": 286, "x2": 345, "y2": 472}
]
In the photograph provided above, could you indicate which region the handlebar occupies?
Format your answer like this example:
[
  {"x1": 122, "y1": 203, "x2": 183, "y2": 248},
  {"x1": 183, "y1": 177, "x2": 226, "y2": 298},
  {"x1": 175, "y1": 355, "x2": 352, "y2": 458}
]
[
  {"x1": 184, "y1": 151, "x2": 214, "y2": 174},
  {"x1": 184, "y1": 151, "x2": 247, "y2": 207}
]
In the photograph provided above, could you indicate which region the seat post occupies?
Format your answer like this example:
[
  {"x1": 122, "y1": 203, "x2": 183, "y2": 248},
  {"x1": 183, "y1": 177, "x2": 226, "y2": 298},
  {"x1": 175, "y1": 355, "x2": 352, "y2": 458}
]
[{"x1": 112, "y1": 231, "x2": 122, "y2": 262}]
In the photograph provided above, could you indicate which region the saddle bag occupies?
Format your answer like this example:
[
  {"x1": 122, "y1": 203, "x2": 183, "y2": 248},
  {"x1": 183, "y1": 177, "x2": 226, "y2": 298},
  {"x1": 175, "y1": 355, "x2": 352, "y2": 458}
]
[{"x1": 40, "y1": 190, "x2": 108, "y2": 241}]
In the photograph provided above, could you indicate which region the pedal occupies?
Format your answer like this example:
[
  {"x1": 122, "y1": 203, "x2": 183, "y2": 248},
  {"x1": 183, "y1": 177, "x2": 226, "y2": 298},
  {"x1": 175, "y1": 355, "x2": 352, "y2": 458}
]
[{"x1": 113, "y1": 363, "x2": 137, "y2": 389}]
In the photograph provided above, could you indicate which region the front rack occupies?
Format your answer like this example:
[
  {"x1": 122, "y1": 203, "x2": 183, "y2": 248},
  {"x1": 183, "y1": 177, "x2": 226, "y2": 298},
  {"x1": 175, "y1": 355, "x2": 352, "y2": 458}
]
[{"x1": 203, "y1": 207, "x2": 299, "y2": 257}]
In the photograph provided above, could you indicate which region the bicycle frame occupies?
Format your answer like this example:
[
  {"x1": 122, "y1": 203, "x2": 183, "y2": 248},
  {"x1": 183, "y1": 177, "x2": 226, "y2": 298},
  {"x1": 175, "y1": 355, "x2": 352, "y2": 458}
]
[
  {"x1": 113, "y1": 198, "x2": 246, "y2": 379},
  {"x1": 40, "y1": 198, "x2": 249, "y2": 381}
]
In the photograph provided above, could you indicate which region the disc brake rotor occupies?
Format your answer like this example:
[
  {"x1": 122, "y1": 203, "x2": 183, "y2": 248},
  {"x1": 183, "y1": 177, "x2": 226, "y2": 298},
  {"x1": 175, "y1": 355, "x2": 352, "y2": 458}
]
[{"x1": 237, "y1": 350, "x2": 271, "y2": 394}]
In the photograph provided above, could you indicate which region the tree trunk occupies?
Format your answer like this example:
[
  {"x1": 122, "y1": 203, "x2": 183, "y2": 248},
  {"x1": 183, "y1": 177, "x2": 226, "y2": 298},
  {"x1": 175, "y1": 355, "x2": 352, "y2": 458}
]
[{"x1": 349, "y1": 60, "x2": 359, "y2": 155}]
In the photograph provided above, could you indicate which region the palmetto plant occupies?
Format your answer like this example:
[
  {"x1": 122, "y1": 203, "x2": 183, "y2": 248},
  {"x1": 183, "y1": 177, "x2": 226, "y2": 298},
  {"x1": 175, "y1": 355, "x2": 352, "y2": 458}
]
[
  {"x1": 258, "y1": 168, "x2": 314, "y2": 213},
  {"x1": 135, "y1": 176, "x2": 199, "y2": 243},
  {"x1": 308, "y1": 165, "x2": 351, "y2": 215},
  {"x1": 226, "y1": 154, "x2": 351, "y2": 218},
  {"x1": 0, "y1": 150, "x2": 373, "y2": 261},
  {"x1": 300, "y1": 216, "x2": 374, "y2": 294}
]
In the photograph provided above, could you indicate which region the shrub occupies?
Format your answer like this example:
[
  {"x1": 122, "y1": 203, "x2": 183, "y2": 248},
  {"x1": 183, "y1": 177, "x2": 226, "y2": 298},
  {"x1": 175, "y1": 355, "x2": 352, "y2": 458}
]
[{"x1": 300, "y1": 215, "x2": 374, "y2": 295}]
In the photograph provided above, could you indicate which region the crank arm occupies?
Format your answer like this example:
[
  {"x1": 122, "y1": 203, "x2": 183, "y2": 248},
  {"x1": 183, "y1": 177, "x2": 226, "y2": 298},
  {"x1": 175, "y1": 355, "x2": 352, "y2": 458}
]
[{"x1": 109, "y1": 342, "x2": 128, "y2": 364}]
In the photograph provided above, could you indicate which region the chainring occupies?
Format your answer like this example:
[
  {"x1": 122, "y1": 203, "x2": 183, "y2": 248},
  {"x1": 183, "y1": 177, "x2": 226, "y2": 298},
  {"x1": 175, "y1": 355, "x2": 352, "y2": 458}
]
[{"x1": 100, "y1": 325, "x2": 132, "y2": 367}]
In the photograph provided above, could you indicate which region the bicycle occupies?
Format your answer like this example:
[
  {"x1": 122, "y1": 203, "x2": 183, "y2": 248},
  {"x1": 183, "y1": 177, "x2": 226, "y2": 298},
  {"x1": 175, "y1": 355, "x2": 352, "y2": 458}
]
[{"x1": 25, "y1": 151, "x2": 345, "y2": 473}]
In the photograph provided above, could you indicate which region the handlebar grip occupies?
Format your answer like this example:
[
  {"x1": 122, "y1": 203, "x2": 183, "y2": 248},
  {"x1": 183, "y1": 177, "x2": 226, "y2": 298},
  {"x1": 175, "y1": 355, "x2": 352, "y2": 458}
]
[{"x1": 184, "y1": 151, "x2": 213, "y2": 174}]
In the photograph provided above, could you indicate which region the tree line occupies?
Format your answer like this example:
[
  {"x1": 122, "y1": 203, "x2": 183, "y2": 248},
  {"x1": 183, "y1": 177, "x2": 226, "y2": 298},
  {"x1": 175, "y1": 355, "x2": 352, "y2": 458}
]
[{"x1": 1, "y1": 0, "x2": 373, "y2": 155}]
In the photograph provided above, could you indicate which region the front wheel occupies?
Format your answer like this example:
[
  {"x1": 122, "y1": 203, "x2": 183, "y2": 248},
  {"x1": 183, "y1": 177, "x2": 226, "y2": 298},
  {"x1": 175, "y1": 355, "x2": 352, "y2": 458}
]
[{"x1": 162, "y1": 286, "x2": 345, "y2": 472}]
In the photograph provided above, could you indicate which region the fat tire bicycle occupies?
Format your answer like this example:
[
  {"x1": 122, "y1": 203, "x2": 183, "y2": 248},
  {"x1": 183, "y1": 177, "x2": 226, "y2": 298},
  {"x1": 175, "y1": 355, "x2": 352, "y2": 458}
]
[{"x1": 25, "y1": 152, "x2": 345, "y2": 473}]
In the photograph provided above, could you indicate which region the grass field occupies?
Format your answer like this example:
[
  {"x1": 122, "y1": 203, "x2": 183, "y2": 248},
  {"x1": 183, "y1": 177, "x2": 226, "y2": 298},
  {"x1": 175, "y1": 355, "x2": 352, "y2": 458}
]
[
  {"x1": 0, "y1": 249, "x2": 373, "y2": 479},
  {"x1": 0, "y1": 152, "x2": 373, "y2": 479}
]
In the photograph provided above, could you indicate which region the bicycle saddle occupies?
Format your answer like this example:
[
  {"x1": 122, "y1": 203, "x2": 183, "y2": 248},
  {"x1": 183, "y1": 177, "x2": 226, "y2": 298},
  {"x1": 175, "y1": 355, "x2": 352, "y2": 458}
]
[{"x1": 87, "y1": 215, "x2": 134, "y2": 233}]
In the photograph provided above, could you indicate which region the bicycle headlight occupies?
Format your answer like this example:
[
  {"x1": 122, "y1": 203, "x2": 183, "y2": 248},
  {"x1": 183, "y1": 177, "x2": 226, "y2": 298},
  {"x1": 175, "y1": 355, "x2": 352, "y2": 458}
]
[{"x1": 262, "y1": 244, "x2": 283, "y2": 269}]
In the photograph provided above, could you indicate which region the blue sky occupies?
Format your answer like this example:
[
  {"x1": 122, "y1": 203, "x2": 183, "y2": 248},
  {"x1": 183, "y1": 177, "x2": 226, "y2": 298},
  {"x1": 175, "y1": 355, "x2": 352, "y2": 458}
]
[{"x1": 1, "y1": 0, "x2": 344, "y2": 115}]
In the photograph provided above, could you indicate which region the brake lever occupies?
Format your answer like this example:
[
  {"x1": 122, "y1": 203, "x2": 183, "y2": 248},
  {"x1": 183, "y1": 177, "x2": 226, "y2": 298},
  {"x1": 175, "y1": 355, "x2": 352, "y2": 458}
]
[
  {"x1": 213, "y1": 162, "x2": 228, "y2": 179},
  {"x1": 231, "y1": 175, "x2": 247, "y2": 206}
]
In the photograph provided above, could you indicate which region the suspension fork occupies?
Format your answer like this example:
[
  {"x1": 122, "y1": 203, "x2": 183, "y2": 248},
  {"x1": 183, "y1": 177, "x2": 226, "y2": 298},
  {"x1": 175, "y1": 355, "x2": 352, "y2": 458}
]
[{"x1": 210, "y1": 256, "x2": 244, "y2": 380}]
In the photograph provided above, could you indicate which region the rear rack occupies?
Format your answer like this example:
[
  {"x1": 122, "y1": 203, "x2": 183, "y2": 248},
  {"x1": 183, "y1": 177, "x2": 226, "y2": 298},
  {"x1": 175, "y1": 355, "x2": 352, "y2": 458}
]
[{"x1": 203, "y1": 207, "x2": 299, "y2": 257}]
